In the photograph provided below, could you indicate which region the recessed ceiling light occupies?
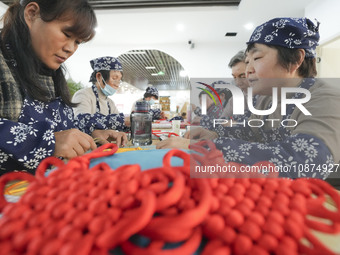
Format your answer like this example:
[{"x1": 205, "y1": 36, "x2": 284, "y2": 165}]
[
  {"x1": 151, "y1": 73, "x2": 158, "y2": 76},
  {"x1": 146, "y1": 66, "x2": 156, "y2": 69},
  {"x1": 176, "y1": 23, "x2": 185, "y2": 31},
  {"x1": 244, "y1": 23, "x2": 254, "y2": 30}
]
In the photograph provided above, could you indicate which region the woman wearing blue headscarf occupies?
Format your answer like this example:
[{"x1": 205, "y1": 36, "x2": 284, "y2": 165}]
[
  {"x1": 131, "y1": 86, "x2": 163, "y2": 120},
  {"x1": 73, "y1": 56, "x2": 130, "y2": 134},
  {"x1": 157, "y1": 17, "x2": 340, "y2": 179}
]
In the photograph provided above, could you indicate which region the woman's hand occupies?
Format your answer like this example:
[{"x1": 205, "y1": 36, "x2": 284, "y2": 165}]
[
  {"x1": 156, "y1": 137, "x2": 190, "y2": 149},
  {"x1": 160, "y1": 111, "x2": 166, "y2": 119},
  {"x1": 92, "y1": 129, "x2": 128, "y2": 147},
  {"x1": 191, "y1": 116, "x2": 202, "y2": 125},
  {"x1": 184, "y1": 127, "x2": 218, "y2": 140},
  {"x1": 54, "y1": 129, "x2": 97, "y2": 159},
  {"x1": 124, "y1": 116, "x2": 131, "y2": 127}
]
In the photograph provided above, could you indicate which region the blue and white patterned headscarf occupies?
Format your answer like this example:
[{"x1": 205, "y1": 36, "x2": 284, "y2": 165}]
[
  {"x1": 90, "y1": 56, "x2": 123, "y2": 72},
  {"x1": 146, "y1": 86, "x2": 159, "y2": 97},
  {"x1": 247, "y1": 18, "x2": 320, "y2": 58}
]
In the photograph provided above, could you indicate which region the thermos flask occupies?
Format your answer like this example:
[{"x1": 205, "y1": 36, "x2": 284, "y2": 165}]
[{"x1": 130, "y1": 101, "x2": 152, "y2": 146}]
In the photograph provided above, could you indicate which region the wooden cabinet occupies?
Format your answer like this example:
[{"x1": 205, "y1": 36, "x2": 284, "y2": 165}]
[{"x1": 159, "y1": 96, "x2": 170, "y2": 111}]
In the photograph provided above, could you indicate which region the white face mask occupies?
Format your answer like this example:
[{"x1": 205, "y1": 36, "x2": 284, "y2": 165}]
[
  {"x1": 148, "y1": 99, "x2": 155, "y2": 105},
  {"x1": 99, "y1": 78, "x2": 116, "y2": 96}
]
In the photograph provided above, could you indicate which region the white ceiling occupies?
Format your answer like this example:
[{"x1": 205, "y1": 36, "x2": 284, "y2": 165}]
[
  {"x1": 86, "y1": 0, "x2": 317, "y2": 90},
  {"x1": 92, "y1": 0, "x2": 316, "y2": 47}
]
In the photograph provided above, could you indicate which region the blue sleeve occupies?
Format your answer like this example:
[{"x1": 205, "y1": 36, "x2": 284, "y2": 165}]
[
  {"x1": 169, "y1": 116, "x2": 184, "y2": 121},
  {"x1": 201, "y1": 116, "x2": 253, "y2": 140},
  {"x1": 74, "y1": 112, "x2": 127, "y2": 134},
  {"x1": 194, "y1": 106, "x2": 202, "y2": 116},
  {"x1": 201, "y1": 96, "x2": 256, "y2": 131},
  {"x1": 149, "y1": 109, "x2": 161, "y2": 120},
  {"x1": 0, "y1": 118, "x2": 55, "y2": 173},
  {"x1": 213, "y1": 133, "x2": 333, "y2": 179}
]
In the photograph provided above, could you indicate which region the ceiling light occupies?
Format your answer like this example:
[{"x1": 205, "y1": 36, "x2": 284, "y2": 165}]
[
  {"x1": 244, "y1": 23, "x2": 254, "y2": 30},
  {"x1": 179, "y1": 70, "x2": 187, "y2": 77},
  {"x1": 157, "y1": 71, "x2": 165, "y2": 75},
  {"x1": 176, "y1": 23, "x2": 185, "y2": 32},
  {"x1": 151, "y1": 73, "x2": 158, "y2": 76},
  {"x1": 145, "y1": 66, "x2": 156, "y2": 69}
]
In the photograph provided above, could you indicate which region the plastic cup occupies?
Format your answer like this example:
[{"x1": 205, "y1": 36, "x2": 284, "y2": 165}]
[{"x1": 172, "y1": 120, "x2": 181, "y2": 135}]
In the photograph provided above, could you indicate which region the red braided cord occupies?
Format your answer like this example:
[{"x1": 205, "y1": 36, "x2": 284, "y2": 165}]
[{"x1": 0, "y1": 142, "x2": 339, "y2": 255}]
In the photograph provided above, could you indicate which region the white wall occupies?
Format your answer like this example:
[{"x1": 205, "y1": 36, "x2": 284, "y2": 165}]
[
  {"x1": 317, "y1": 47, "x2": 340, "y2": 77},
  {"x1": 305, "y1": 0, "x2": 340, "y2": 44},
  {"x1": 305, "y1": 0, "x2": 340, "y2": 78}
]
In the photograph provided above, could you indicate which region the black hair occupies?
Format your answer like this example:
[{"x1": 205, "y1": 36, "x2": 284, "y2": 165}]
[
  {"x1": 246, "y1": 43, "x2": 317, "y2": 78},
  {"x1": 218, "y1": 89, "x2": 232, "y2": 106},
  {"x1": 198, "y1": 90, "x2": 207, "y2": 99},
  {"x1": 144, "y1": 92, "x2": 158, "y2": 100},
  {"x1": 89, "y1": 70, "x2": 110, "y2": 83},
  {"x1": 1, "y1": 0, "x2": 97, "y2": 106},
  {"x1": 89, "y1": 69, "x2": 124, "y2": 83}
]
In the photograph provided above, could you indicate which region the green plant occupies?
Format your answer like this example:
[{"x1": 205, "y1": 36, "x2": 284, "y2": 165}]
[{"x1": 67, "y1": 79, "x2": 84, "y2": 96}]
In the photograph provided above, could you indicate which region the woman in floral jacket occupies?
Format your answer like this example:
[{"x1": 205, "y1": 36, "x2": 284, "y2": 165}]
[
  {"x1": 0, "y1": 0, "x2": 126, "y2": 174},
  {"x1": 73, "y1": 56, "x2": 129, "y2": 133}
]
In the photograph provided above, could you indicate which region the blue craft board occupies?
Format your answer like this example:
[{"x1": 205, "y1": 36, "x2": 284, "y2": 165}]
[{"x1": 89, "y1": 149, "x2": 190, "y2": 171}]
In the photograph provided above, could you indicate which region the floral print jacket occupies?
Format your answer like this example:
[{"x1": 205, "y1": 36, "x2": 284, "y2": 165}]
[
  {"x1": 197, "y1": 79, "x2": 340, "y2": 179},
  {"x1": 0, "y1": 48, "x2": 80, "y2": 174}
]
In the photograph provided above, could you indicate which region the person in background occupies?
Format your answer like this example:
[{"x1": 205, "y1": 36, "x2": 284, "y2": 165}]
[
  {"x1": 197, "y1": 51, "x2": 250, "y2": 129},
  {"x1": 169, "y1": 111, "x2": 187, "y2": 122},
  {"x1": 0, "y1": 0, "x2": 126, "y2": 175},
  {"x1": 217, "y1": 88, "x2": 232, "y2": 114},
  {"x1": 197, "y1": 89, "x2": 223, "y2": 120},
  {"x1": 157, "y1": 17, "x2": 340, "y2": 179},
  {"x1": 132, "y1": 86, "x2": 163, "y2": 120},
  {"x1": 220, "y1": 50, "x2": 250, "y2": 119},
  {"x1": 72, "y1": 56, "x2": 130, "y2": 135},
  {"x1": 190, "y1": 82, "x2": 229, "y2": 125}
]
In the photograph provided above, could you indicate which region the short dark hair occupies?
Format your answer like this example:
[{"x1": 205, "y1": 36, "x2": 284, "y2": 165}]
[
  {"x1": 89, "y1": 70, "x2": 110, "y2": 83},
  {"x1": 228, "y1": 50, "x2": 246, "y2": 68},
  {"x1": 218, "y1": 89, "x2": 232, "y2": 102},
  {"x1": 246, "y1": 43, "x2": 317, "y2": 78}
]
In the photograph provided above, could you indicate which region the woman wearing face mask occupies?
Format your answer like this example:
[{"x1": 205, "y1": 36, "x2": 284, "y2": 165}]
[
  {"x1": 73, "y1": 56, "x2": 130, "y2": 134},
  {"x1": 0, "y1": 0, "x2": 127, "y2": 175},
  {"x1": 131, "y1": 86, "x2": 162, "y2": 120}
]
